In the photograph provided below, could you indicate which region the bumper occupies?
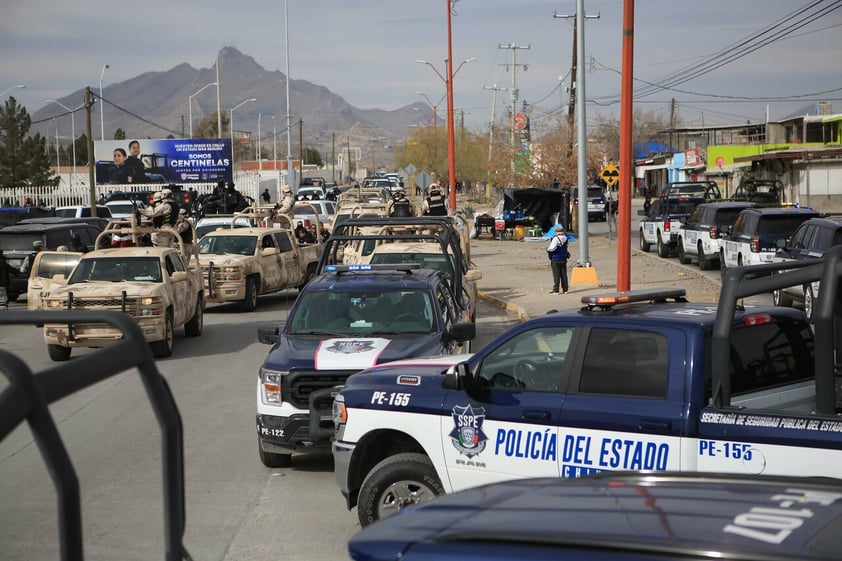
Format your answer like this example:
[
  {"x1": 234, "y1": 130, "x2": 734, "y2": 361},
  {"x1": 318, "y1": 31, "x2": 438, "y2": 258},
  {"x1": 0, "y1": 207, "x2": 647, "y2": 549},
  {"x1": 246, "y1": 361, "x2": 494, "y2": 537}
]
[
  {"x1": 205, "y1": 281, "x2": 246, "y2": 303},
  {"x1": 43, "y1": 318, "x2": 166, "y2": 347},
  {"x1": 255, "y1": 412, "x2": 330, "y2": 452},
  {"x1": 332, "y1": 439, "x2": 356, "y2": 508}
]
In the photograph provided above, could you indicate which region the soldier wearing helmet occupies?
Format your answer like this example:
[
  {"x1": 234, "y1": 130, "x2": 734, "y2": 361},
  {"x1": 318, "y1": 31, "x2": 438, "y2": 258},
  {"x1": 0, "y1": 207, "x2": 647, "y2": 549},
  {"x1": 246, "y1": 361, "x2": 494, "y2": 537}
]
[
  {"x1": 276, "y1": 184, "x2": 295, "y2": 220},
  {"x1": 176, "y1": 208, "x2": 197, "y2": 265},
  {"x1": 422, "y1": 183, "x2": 448, "y2": 216},
  {"x1": 386, "y1": 187, "x2": 415, "y2": 218},
  {"x1": 138, "y1": 189, "x2": 179, "y2": 247}
]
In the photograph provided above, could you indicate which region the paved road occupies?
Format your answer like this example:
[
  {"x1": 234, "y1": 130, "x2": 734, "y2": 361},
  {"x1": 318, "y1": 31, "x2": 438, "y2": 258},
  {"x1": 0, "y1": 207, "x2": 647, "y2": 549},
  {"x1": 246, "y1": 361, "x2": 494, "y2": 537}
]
[{"x1": 0, "y1": 292, "x2": 515, "y2": 561}]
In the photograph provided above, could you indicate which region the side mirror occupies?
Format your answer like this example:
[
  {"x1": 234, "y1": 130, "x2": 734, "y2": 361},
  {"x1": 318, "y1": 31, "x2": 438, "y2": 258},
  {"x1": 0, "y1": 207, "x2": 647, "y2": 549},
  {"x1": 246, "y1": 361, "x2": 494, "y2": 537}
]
[
  {"x1": 442, "y1": 361, "x2": 474, "y2": 390},
  {"x1": 447, "y1": 321, "x2": 476, "y2": 344},
  {"x1": 257, "y1": 323, "x2": 281, "y2": 344},
  {"x1": 170, "y1": 271, "x2": 188, "y2": 282},
  {"x1": 775, "y1": 238, "x2": 788, "y2": 250},
  {"x1": 261, "y1": 247, "x2": 279, "y2": 257},
  {"x1": 51, "y1": 273, "x2": 69, "y2": 284}
]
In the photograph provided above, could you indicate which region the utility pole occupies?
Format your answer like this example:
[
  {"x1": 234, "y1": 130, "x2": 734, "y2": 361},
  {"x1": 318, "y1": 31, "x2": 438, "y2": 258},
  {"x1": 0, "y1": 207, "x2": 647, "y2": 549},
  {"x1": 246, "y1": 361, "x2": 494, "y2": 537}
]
[
  {"x1": 332, "y1": 132, "x2": 336, "y2": 183},
  {"x1": 554, "y1": 3, "x2": 600, "y2": 269},
  {"x1": 497, "y1": 42, "x2": 530, "y2": 169},
  {"x1": 298, "y1": 119, "x2": 303, "y2": 166},
  {"x1": 84, "y1": 88, "x2": 97, "y2": 214},
  {"x1": 483, "y1": 84, "x2": 508, "y2": 165}
]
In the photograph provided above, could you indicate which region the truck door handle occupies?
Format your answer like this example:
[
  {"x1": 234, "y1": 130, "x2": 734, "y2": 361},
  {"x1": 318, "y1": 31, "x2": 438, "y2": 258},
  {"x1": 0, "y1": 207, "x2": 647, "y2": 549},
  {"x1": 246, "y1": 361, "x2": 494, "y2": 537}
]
[
  {"x1": 639, "y1": 419, "x2": 672, "y2": 432},
  {"x1": 523, "y1": 409, "x2": 551, "y2": 420}
]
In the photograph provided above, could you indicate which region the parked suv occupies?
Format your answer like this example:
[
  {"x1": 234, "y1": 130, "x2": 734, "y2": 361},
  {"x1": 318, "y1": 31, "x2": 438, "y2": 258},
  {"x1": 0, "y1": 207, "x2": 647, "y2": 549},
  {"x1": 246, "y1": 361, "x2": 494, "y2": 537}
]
[
  {"x1": 773, "y1": 216, "x2": 842, "y2": 320},
  {"x1": 721, "y1": 207, "x2": 820, "y2": 276},
  {"x1": 54, "y1": 205, "x2": 112, "y2": 218},
  {"x1": 0, "y1": 221, "x2": 104, "y2": 300},
  {"x1": 676, "y1": 201, "x2": 755, "y2": 269},
  {"x1": 572, "y1": 186, "x2": 606, "y2": 222}
]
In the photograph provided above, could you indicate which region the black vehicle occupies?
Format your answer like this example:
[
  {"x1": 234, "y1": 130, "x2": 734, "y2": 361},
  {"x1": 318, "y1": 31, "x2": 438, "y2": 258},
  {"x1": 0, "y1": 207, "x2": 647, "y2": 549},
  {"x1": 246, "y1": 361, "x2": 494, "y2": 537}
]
[
  {"x1": 349, "y1": 472, "x2": 842, "y2": 561},
  {"x1": 0, "y1": 221, "x2": 105, "y2": 300},
  {"x1": 773, "y1": 216, "x2": 842, "y2": 320},
  {"x1": 733, "y1": 178, "x2": 785, "y2": 204}
]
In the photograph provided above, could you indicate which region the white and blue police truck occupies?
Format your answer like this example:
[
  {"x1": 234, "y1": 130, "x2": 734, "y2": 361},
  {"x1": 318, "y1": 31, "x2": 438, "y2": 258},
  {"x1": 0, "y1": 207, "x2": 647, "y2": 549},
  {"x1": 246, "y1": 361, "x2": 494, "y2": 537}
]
[{"x1": 332, "y1": 250, "x2": 842, "y2": 527}]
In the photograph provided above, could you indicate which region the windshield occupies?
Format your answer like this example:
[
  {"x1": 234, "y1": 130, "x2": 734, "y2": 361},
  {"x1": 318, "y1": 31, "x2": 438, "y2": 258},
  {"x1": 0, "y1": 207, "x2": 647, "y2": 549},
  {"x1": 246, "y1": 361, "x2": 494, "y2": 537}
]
[
  {"x1": 196, "y1": 221, "x2": 250, "y2": 239},
  {"x1": 106, "y1": 202, "x2": 136, "y2": 215},
  {"x1": 287, "y1": 289, "x2": 435, "y2": 336},
  {"x1": 369, "y1": 253, "x2": 454, "y2": 279},
  {"x1": 68, "y1": 257, "x2": 162, "y2": 283},
  {"x1": 197, "y1": 235, "x2": 257, "y2": 256}
]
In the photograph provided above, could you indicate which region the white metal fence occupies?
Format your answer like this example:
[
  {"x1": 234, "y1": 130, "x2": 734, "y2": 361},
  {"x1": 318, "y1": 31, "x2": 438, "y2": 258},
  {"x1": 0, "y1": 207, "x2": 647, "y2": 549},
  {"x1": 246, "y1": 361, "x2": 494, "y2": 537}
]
[{"x1": 1, "y1": 171, "x2": 275, "y2": 208}]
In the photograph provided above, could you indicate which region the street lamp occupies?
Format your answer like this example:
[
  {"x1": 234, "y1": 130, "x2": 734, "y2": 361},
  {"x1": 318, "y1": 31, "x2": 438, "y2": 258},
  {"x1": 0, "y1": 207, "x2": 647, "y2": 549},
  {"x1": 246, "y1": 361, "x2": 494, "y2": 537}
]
[
  {"x1": 229, "y1": 98, "x2": 257, "y2": 175},
  {"x1": 257, "y1": 113, "x2": 262, "y2": 175},
  {"x1": 416, "y1": 52, "x2": 476, "y2": 212},
  {"x1": 0, "y1": 84, "x2": 25, "y2": 98},
  {"x1": 416, "y1": 91, "x2": 446, "y2": 130},
  {"x1": 188, "y1": 82, "x2": 218, "y2": 138},
  {"x1": 99, "y1": 64, "x2": 109, "y2": 141},
  {"x1": 46, "y1": 100, "x2": 81, "y2": 188}
]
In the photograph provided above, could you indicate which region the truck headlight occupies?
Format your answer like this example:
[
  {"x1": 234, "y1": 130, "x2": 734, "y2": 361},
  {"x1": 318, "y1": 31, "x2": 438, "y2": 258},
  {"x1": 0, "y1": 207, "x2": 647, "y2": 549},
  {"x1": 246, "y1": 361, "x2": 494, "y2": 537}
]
[
  {"x1": 139, "y1": 296, "x2": 164, "y2": 316},
  {"x1": 259, "y1": 367, "x2": 285, "y2": 404},
  {"x1": 45, "y1": 299, "x2": 64, "y2": 309},
  {"x1": 222, "y1": 266, "x2": 242, "y2": 281},
  {"x1": 333, "y1": 393, "x2": 347, "y2": 426}
]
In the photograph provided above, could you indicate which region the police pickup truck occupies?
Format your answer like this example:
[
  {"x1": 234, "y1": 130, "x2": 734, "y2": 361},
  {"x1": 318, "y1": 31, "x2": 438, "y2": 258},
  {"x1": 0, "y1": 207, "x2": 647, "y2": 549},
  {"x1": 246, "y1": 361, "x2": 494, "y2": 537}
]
[
  {"x1": 255, "y1": 264, "x2": 475, "y2": 468},
  {"x1": 639, "y1": 181, "x2": 720, "y2": 258},
  {"x1": 332, "y1": 250, "x2": 842, "y2": 527}
]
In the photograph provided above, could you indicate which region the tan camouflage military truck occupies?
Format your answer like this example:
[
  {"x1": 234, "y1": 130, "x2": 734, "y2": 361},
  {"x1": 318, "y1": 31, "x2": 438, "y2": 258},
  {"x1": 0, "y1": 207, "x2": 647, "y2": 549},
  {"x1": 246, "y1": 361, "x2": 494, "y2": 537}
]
[
  {"x1": 318, "y1": 216, "x2": 482, "y2": 322},
  {"x1": 198, "y1": 205, "x2": 323, "y2": 310},
  {"x1": 39, "y1": 222, "x2": 204, "y2": 361}
]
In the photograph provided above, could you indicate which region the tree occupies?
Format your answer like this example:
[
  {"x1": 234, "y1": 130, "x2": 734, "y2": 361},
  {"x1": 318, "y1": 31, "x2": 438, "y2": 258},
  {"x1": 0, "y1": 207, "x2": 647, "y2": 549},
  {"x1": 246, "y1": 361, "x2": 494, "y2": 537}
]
[
  {"x1": 302, "y1": 147, "x2": 323, "y2": 167},
  {"x1": 193, "y1": 110, "x2": 228, "y2": 138},
  {"x1": 113, "y1": 128, "x2": 126, "y2": 141},
  {"x1": 0, "y1": 97, "x2": 56, "y2": 187},
  {"x1": 590, "y1": 108, "x2": 671, "y2": 162}
]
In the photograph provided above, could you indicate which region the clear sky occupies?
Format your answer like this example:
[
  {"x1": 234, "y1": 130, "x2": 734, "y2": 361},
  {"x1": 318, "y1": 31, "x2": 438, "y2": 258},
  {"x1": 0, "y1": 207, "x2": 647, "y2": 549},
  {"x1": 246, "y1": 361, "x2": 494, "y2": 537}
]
[{"x1": 2, "y1": 0, "x2": 840, "y2": 131}]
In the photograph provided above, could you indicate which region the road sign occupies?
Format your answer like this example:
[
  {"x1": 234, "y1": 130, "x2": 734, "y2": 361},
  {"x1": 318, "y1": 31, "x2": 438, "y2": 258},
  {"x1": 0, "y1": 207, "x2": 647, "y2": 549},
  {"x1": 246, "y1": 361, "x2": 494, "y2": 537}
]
[
  {"x1": 415, "y1": 171, "x2": 432, "y2": 192},
  {"x1": 404, "y1": 163, "x2": 416, "y2": 175},
  {"x1": 514, "y1": 113, "x2": 528, "y2": 130},
  {"x1": 600, "y1": 163, "x2": 619, "y2": 187}
]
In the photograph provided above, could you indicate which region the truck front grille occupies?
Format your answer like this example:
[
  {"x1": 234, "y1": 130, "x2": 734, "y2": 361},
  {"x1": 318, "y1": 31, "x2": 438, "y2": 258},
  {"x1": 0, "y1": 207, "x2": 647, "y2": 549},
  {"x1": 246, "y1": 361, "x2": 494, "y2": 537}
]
[{"x1": 282, "y1": 370, "x2": 357, "y2": 409}]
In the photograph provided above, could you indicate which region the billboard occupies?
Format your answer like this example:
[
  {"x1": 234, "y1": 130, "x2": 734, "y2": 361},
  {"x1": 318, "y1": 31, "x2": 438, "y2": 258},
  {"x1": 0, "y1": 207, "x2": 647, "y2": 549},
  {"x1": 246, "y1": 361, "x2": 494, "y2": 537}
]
[{"x1": 94, "y1": 138, "x2": 232, "y2": 185}]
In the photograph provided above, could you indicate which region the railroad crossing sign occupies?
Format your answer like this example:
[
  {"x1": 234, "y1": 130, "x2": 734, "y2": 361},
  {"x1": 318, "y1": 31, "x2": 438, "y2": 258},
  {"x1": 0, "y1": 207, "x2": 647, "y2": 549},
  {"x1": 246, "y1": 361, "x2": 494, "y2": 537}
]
[{"x1": 600, "y1": 163, "x2": 620, "y2": 187}]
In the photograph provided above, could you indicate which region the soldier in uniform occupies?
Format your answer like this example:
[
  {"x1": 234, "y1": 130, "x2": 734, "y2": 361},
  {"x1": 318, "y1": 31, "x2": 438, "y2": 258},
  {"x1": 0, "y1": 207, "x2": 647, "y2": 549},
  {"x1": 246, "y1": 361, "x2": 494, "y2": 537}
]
[
  {"x1": 139, "y1": 189, "x2": 179, "y2": 247},
  {"x1": 422, "y1": 183, "x2": 448, "y2": 216},
  {"x1": 277, "y1": 185, "x2": 295, "y2": 215},
  {"x1": 176, "y1": 208, "x2": 197, "y2": 266},
  {"x1": 386, "y1": 188, "x2": 415, "y2": 218}
]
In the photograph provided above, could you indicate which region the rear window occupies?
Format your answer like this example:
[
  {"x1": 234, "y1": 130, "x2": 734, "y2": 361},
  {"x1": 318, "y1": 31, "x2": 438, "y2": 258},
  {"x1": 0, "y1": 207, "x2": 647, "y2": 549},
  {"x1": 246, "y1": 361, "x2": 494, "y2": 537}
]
[
  {"x1": 706, "y1": 315, "x2": 815, "y2": 398},
  {"x1": 712, "y1": 208, "x2": 745, "y2": 225},
  {"x1": 756, "y1": 215, "x2": 815, "y2": 235}
]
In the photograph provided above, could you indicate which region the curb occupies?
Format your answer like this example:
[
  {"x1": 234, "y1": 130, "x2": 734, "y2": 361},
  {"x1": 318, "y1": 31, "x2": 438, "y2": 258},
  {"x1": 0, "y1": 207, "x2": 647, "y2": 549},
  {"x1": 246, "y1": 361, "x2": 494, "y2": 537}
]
[{"x1": 477, "y1": 290, "x2": 531, "y2": 323}]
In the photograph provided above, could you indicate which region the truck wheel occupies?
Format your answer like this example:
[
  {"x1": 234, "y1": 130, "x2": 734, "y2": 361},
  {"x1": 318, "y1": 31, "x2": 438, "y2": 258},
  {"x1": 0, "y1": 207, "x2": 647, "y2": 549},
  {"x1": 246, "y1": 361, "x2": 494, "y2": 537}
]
[
  {"x1": 677, "y1": 240, "x2": 690, "y2": 264},
  {"x1": 698, "y1": 242, "x2": 711, "y2": 270},
  {"x1": 804, "y1": 285, "x2": 815, "y2": 322},
  {"x1": 656, "y1": 232, "x2": 669, "y2": 258},
  {"x1": 298, "y1": 267, "x2": 316, "y2": 291},
  {"x1": 639, "y1": 229, "x2": 651, "y2": 252},
  {"x1": 258, "y1": 441, "x2": 291, "y2": 468},
  {"x1": 357, "y1": 452, "x2": 444, "y2": 527},
  {"x1": 151, "y1": 310, "x2": 174, "y2": 358},
  {"x1": 185, "y1": 296, "x2": 203, "y2": 336},
  {"x1": 241, "y1": 277, "x2": 259, "y2": 312},
  {"x1": 47, "y1": 344, "x2": 71, "y2": 362}
]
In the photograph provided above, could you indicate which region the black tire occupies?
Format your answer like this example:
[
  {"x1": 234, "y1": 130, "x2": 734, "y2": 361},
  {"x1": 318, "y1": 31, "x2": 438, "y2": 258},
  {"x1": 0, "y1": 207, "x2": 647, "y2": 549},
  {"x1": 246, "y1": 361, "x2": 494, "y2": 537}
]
[
  {"x1": 151, "y1": 310, "x2": 174, "y2": 358},
  {"x1": 185, "y1": 296, "x2": 203, "y2": 336},
  {"x1": 657, "y1": 232, "x2": 669, "y2": 258},
  {"x1": 772, "y1": 275, "x2": 793, "y2": 307},
  {"x1": 298, "y1": 266, "x2": 316, "y2": 291},
  {"x1": 804, "y1": 284, "x2": 815, "y2": 322},
  {"x1": 241, "y1": 277, "x2": 259, "y2": 312},
  {"x1": 677, "y1": 239, "x2": 690, "y2": 264},
  {"x1": 698, "y1": 242, "x2": 711, "y2": 270},
  {"x1": 639, "y1": 229, "x2": 651, "y2": 252},
  {"x1": 47, "y1": 344, "x2": 71, "y2": 362},
  {"x1": 357, "y1": 452, "x2": 444, "y2": 527},
  {"x1": 258, "y1": 441, "x2": 292, "y2": 468}
]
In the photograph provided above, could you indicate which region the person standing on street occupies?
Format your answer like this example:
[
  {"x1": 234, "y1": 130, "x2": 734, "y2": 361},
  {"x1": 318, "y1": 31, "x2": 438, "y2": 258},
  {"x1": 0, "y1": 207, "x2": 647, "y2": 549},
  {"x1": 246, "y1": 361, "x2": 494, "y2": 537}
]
[
  {"x1": 176, "y1": 208, "x2": 197, "y2": 265},
  {"x1": 19, "y1": 240, "x2": 44, "y2": 275},
  {"x1": 422, "y1": 183, "x2": 448, "y2": 216},
  {"x1": 386, "y1": 188, "x2": 414, "y2": 217},
  {"x1": 546, "y1": 225, "x2": 570, "y2": 294}
]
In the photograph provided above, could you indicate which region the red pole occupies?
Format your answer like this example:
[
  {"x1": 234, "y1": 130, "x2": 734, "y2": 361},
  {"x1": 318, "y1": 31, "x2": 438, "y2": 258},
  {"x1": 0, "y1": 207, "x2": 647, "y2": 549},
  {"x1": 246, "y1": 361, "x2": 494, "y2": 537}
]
[
  {"x1": 617, "y1": 0, "x2": 635, "y2": 291},
  {"x1": 446, "y1": 0, "x2": 457, "y2": 214}
]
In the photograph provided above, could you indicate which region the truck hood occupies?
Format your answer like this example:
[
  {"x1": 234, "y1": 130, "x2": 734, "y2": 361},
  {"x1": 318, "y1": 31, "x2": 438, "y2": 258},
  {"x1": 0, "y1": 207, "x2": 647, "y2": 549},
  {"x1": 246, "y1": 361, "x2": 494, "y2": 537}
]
[
  {"x1": 200, "y1": 255, "x2": 250, "y2": 267},
  {"x1": 52, "y1": 282, "x2": 166, "y2": 298},
  {"x1": 265, "y1": 334, "x2": 449, "y2": 371}
]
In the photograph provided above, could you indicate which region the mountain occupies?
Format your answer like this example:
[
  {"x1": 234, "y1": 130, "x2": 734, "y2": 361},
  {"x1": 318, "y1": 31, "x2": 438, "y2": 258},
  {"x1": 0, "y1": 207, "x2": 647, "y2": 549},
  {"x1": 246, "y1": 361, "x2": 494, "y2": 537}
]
[{"x1": 30, "y1": 47, "x2": 429, "y2": 167}]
